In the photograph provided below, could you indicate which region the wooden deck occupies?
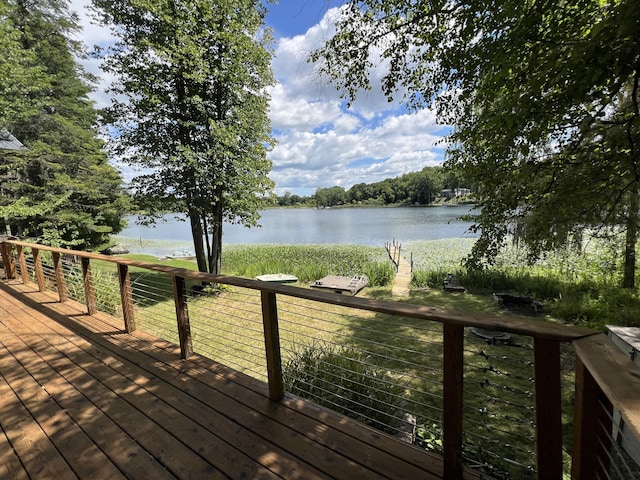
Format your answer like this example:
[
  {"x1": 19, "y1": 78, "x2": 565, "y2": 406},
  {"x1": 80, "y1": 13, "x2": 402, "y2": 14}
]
[{"x1": 0, "y1": 279, "x2": 456, "y2": 480}]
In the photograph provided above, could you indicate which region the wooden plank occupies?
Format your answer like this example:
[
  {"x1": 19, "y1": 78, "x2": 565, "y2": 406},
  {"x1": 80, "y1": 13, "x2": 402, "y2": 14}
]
[
  {"x1": 16, "y1": 245, "x2": 29, "y2": 285},
  {"x1": 171, "y1": 275, "x2": 192, "y2": 359},
  {"x1": 573, "y1": 333, "x2": 640, "y2": 442},
  {"x1": 572, "y1": 332, "x2": 639, "y2": 477},
  {"x1": 0, "y1": 384, "x2": 30, "y2": 480},
  {"x1": 32, "y1": 247, "x2": 46, "y2": 292},
  {"x1": 571, "y1": 357, "x2": 613, "y2": 480},
  {"x1": 51, "y1": 251, "x2": 68, "y2": 302},
  {"x1": 0, "y1": 338, "x2": 78, "y2": 479},
  {"x1": 533, "y1": 338, "x2": 563, "y2": 479},
  {"x1": 81, "y1": 257, "x2": 97, "y2": 315},
  {"x1": 0, "y1": 310, "x2": 173, "y2": 480},
  {"x1": 4, "y1": 290, "x2": 326, "y2": 480},
  {"x1": 117, "y1": 263, "x2": 135, "y2": 332},
  {"x1": 0, "y1": 333, "x2": 125, "y2": 480},
  {"x1": 1, "y1": 241, "x2": 16, "y2": 279},
  {"x1": 0, "y1": 302, "x2": 230, "y2": 480},
  {"x1": 56, "y1": 314, "x2": 357, "y2": 479},
  {"x1": 443, "y1": 324, "x2": 464, "y2": 479},
  {"x1": 261, "y1": 290, "x2": 284, "y2": 401}
]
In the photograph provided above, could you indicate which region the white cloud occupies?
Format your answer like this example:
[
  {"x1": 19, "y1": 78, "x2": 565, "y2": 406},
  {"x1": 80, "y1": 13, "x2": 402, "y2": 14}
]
[
  {"x1": 267, "y1": 7, "x2": 449, "y2": 195},
  {"x1": 69, "y1": 2, "x2": 449, "y2": 196}
]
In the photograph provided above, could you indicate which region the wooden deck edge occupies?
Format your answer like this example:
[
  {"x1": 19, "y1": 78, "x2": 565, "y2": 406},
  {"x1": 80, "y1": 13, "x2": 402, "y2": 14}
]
[{"x1": 572, "y1": 333, "x2": 640, "y2": 438}]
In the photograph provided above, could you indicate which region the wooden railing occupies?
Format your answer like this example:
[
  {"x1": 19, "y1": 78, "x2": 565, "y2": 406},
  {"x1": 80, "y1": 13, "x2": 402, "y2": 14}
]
[{"x1": 2, "y1": 239, "x2": 640, "y2": 479}]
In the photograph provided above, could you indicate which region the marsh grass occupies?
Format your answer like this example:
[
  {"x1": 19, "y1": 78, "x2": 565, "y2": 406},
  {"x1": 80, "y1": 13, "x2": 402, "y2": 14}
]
[{"x1": 222, "y1": 244, "x2": 394, "y2": 285}]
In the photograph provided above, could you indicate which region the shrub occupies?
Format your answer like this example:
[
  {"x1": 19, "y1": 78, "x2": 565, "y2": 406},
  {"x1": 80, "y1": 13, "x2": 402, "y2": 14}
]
[
  {"x1": 282, "y1": 342, "x2": 407, "y2": 434},
  {"x1": 65, "y1": 268, "x2": 121, "y2": 316},
  {"x1": 363, "y1": 261, "x2": 395, "y2": 286}
]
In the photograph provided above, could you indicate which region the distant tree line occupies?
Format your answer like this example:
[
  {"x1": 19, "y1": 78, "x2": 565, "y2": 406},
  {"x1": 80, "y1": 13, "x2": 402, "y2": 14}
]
[{"x1": 274, "y1": 167, "x2": 470, "y2": 208}]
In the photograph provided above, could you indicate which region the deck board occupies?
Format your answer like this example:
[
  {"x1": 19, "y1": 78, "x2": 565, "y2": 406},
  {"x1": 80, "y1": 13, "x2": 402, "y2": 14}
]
[{"x1": 0, "y1": 279, "x2": 457, "y2": 480}]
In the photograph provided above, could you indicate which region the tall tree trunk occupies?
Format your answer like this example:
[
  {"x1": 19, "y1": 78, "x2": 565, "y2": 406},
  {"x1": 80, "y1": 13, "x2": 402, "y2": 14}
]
[
  {"x1": 189, "y1": 210, "x2": 208, "y2": 273},
  {"x1": 623, "y1": 183, "x2": 639, "y2": 289},
  {"x1": 208, "y1": 184, "x2": 224, "y2": 275}
]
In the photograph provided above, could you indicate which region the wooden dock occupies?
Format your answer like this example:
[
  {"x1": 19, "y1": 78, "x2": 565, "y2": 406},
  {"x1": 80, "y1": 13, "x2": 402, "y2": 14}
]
[
  {"x1": 0, "y1": 280, "x2": 451, "y2": 480},
  {"x1": 386, "y1": 241, "x2": 412, "y2": 298}
]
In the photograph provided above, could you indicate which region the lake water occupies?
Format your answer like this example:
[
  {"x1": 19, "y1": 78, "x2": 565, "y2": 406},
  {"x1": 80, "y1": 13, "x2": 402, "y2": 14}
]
[{"x1": 115, "y1": 205, "x2": 478, "y2": 256}]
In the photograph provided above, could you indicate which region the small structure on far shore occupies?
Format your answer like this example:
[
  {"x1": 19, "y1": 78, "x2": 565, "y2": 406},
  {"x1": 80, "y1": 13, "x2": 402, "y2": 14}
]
[{"x1": 311, "y1": 275, "x2": 368, "y2": 295}]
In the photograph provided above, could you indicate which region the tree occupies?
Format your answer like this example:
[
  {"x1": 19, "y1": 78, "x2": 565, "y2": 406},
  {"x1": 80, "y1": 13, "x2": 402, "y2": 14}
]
[
  {"x1": 312, "y1": 1, "x2": 640, "y2": 288},
  {"x1": 410, "y1": 167, "x2": 444, "y2": 205},
  {"x1": 0, "y1": 2, "x2": 47, "y2": 128},
  {"x1": 0, "y1": 0, "x2": 127, "y2": 249},
  {"x1": 93, "y1": 0, "x2": 275, "y2": 274}
]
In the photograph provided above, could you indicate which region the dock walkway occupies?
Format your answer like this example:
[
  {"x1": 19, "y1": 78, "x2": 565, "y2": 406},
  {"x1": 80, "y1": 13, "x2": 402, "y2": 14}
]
[{"x1": 386, "y1": 241, "x2": 412, "y2": 298}]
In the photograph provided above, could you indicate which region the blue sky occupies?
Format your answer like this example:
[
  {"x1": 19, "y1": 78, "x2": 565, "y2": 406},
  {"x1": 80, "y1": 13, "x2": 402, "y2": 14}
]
[{"x1": 71, "y1": 0, "x2": 448, "y2": 196}]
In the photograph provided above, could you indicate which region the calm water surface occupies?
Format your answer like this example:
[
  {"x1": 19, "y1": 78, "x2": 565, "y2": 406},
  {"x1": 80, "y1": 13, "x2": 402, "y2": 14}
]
[{"x1": 116, "y1": 205, "x2": 478, "y2": 256}]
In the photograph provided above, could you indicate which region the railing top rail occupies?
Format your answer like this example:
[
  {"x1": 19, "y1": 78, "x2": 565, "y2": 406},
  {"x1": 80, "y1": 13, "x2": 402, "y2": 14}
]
[
  {"x1": 573, "y1": 333, "x2": 640, "y2": 436},
  {"x1": 3, "y1": 239, "x2": 596, "y2": 342}
]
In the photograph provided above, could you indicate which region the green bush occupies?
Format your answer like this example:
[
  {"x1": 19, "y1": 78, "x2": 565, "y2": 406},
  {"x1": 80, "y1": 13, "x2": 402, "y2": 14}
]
[
  {"x1": 363, "y1": 261, "x2": 395, "y2": 286},
  {"x1": 282, "y1": 342, "x2": 407, "y2": 434},
  {"x1": 65, "y1": 268, "x2": 121, "y2": 316}
]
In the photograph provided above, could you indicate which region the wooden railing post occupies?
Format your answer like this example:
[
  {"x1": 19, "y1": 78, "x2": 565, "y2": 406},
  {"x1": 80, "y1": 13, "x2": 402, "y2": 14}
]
[
  {"x1": 81, "y1": 257, "x2": 97, "y2": 315},
  {"x1": 443, "y1": 324, "x2": 464, "y2": 479},
  {"x1": 261, "y1": 291, "x2": 284, "y2": 402},
  {"x1": 171, "y1": 275, "x2": 193, "y2": 359},
  {"x1": 1, "y1": 242, "x2": 16, "y2": 279},
  {"x1": 51, "y1": 251, "x2": 68, "y2": 301},
  {"x1": 571, "y1": 357, "x2": 613, "y2": 480},
  {"x1": 32, "y1": 248, "x2": 47, "y2": 292},
  {"x1": 533, "y1": 338, "x2": 563, "y2": 479},
  {"x1": 16, "y1": 244, "x2": 30, "y2": 285},
  {"x1": 117, "y1": 264, "x2": 136, "y2": 333}
]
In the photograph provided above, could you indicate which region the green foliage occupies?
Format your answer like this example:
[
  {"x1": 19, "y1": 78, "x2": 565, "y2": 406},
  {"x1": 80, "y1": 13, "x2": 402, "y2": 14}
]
[
  {"x1": 64, "y1": 268, "x2": 121, "y2": 316},
  {"x1": 0, "y1": 3, "x2": 48, "y2": 126},
  {"x1": 282, "y1": 342, "x2": 406, "y2": 434},
  {"x1": 221, "y1": 244, "x2": 393, "y2": 285},
  {"x1": 314, "y1": 186, "x2": 348, "y2": 208},
  {"x1": 362, "y1": 261, "x2": 395, "y2": 286},
  {"x1": 313, "y1": 0, "x2": 640, "y2": 287},
  {"x1": 274, "y1": 167, "x2": 466, "y2": 207},
  {"x1": 0, "y1": 0, "x2": 127, "y2": 249},
  {"x1": 93, "y1": 0, "x2": 275, "y2": 274},
  {"x1": 409, "y1": 237, "x2": 640, "y2": 329},
  {"x1": 415, "y1": 423, "x2": 443, "y2": 454}
]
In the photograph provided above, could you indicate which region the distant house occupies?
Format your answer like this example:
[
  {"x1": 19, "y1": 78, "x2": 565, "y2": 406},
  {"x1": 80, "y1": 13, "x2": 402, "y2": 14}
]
[
  {"x1": 0, "y1": 130, "x2": 26, "y2": 151},
  {"x1": 441, "y1": 187, "x2": 471, "y2": 199},
  {"x1": 441, "y1": 188, "x2": 454, "y2": 199}
]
